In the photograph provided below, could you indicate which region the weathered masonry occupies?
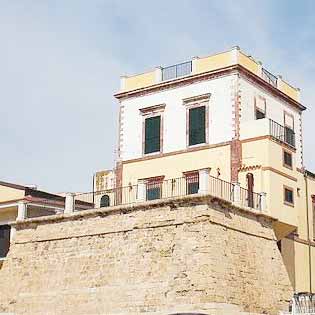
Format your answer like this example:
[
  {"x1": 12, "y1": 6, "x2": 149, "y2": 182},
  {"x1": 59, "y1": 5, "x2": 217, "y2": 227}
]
[{"x1": 0, "y1": 195, "x2": 292, "y2": 315}]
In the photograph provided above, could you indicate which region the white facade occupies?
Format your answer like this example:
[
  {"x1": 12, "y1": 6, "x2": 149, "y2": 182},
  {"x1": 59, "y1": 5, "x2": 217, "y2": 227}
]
[
  {"x1": 120, "y1": 74, "x2": 237, "y2": 161},
  {"x1": 239, "y1": 77, "x2": 303, "y2": 168}
]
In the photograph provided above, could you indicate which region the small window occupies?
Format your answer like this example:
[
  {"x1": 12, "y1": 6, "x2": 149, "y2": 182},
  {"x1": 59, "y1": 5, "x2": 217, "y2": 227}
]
[
  {"x1": 100, "y1": 195, "x2": 110, "y2": 207},
  {"x1": 0, "y1": 225, "x2": 11, "y2": 258},
  {"x1": 283, "y1": 150, "x2": 293, "y2": 169},
  {"x1": 284, "y1": 187, "x2": 294, "y2": 205},
  {"x1": 146, "y1": 177, "x2": 163, "y2": 201},
  {"x1": 185, "y1": 172, "x2": 199, "y2": 195},
  {"x1": 189, "y1": 106, "x2": 206, "y2": 146},
  {"x1": 144, "y1": 116, "x2": 161, "y2": 154},
  {"x1": 256, "y1": 109, "x2": 266, "y2": 120},
  {"x1": 255, "y1": 96, "x2": 266, "y2": 120}
]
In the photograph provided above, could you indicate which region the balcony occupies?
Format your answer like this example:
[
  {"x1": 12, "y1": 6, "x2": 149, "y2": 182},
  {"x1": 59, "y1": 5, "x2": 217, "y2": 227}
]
[
  {"x1": 161, "y1": 61, "x2": 192, "y2": 81},
  {"x1": 241, "y1": 118, "x2": 296, "y2": 148},
  {"x1": 74, "y1": 174, "x2": 264, "y2": 213}
]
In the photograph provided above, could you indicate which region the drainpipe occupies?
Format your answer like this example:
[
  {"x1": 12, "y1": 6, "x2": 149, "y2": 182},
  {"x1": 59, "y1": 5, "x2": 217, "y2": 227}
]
[
  {"x1": 92, "y1": 173, "x2": 95, "y2": 207},
  {"x1": 304, "y1": 170, "x2": 312, "y2": 293}
]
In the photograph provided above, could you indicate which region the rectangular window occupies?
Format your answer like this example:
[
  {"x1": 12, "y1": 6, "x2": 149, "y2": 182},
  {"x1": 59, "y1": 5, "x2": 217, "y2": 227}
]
[
  {"x1": 256, "y1": 109, "x2": 266, "y2": 120},
  {"x1": 312, "y1": 197, "x2": 315, "y2": 240},
  {"x1": 146, "y1": 177, "x2": 163, "y2": 200},
  {"x1": 283, "y1": 150, "x2": 293, "y2": 169},
  {"x1": 255, "y1": 96, "x2": 266, "y2": 120},
  {"x1": 0, "y1": 225, "x2": 11, "y2": 258},
  {"x1": 284, "y1": 112, "x2": 295, "y2": 147},
  {"x1": 185, "y1": 172, "x2": 199, "y2": 195},
  {"x1": 144, "y1": 116, "x2": 161, "y2": 154},
  {"x1": 189, "y1": 106, "x2": 206, "y2": 146},
  {"x1": 284, "y1": 187, "x2": 294, "y2": 206}
]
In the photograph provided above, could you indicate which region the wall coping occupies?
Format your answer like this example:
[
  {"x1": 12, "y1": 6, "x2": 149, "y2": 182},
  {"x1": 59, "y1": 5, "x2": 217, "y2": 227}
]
[{"x1": 11, "y1": 194, "x2": 277, "y2": 229}]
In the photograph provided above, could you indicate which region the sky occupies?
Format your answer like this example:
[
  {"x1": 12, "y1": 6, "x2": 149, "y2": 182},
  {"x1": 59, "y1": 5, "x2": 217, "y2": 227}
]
[{"x1": 1, "y1": 0, "x2": 315, "y2": 193}]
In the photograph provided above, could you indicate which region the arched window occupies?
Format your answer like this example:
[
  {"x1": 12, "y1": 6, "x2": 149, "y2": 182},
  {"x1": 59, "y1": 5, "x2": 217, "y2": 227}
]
[
  {"x1": 100, "y1": 195, "x2": 110, "y2": 207},
  {"x1": 246, "y1": 173, "x2": 254, "y2": 208}
]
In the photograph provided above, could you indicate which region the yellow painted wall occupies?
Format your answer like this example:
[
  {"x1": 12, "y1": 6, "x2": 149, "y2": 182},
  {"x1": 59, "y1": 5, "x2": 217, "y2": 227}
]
[
  {"x1": 0, "y1": 208, "x2": 17, "y2": 223},
  {"x1": 278, "y1": 79, "x2": 300, "y2": 102},
  {"x1": 122, "y1": 145, "x2": 231, "y2": 186},
  {"x1": 238, "y1": 51, "x2": 260, "y2": 75},
  {"x1": 194, "y1": 51, "x2": 234, "y2": 74},
  {"x1": 124, "y1": 71, "x2": 156, "y2": 91},
  {"x1": 0, "y1": 186, "x2": 24, "y2": 203}
]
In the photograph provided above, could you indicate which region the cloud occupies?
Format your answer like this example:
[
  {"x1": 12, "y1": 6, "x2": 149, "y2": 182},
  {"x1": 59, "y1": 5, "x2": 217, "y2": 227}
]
[{"x1": 0, "y1": 1, "x2": 314, "y2": 192}]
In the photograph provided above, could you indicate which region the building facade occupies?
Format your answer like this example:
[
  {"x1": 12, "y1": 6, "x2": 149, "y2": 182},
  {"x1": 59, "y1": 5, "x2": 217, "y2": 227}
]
[{"x1": 113, "y1": 47, "x2": 315, "y2": 294}]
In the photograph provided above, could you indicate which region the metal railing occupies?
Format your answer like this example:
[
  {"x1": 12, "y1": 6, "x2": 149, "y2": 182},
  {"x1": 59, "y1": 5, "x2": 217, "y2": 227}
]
[
  {"x1": 162, "y1": 61, "x2": 192, "y2": 81},
  {"x1": 269, "y1": 118, "x2": 296, "y2": 148},
  {"x1": 262, "y1": 68, "x2": 278, "y2": 87},
  {"x1": 239, "y1": 187, "x2": 261, "y2": 210},
  {"x1": 74, "y1": 175, "x2": 261, "y2": 212},
  {"x1": 291, "y1": 293, "x2": 315, "y2": 314}
]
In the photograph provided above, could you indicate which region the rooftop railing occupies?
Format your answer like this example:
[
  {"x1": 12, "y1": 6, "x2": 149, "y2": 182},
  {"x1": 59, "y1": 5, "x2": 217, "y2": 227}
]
[
  {"x1": 162, "y1": 61, "x2": 192, "y2": 81},
  {"x1": 261, "y1": 68, "x2": 278, "y2": 88},
  {"x1": 269, "y1": 118, "x2": 296, "y2": 148}
]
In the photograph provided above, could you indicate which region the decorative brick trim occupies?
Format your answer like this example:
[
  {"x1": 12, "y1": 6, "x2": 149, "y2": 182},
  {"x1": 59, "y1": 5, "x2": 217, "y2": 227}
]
[
  {"x1": 230, "y1": 75, "x2": 242, "y2": 182},
  {"x1": 139, "y1": 103, "x2": 166, "y2": 115},
  {"x1": 117, "y1": 103, "x2": 125, "y2": 160},
  {"x1": 239, "y1": 165, "x2": 262, "y2": 172}
]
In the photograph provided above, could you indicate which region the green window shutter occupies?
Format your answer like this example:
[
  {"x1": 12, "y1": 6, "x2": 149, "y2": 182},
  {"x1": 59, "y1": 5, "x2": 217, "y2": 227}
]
[
  {"x1": 189, "y1": 106, "x2": 206, "y2": 146},
  {"x1": 145, "y1": 116, "x2": 161, "y2": 154}
]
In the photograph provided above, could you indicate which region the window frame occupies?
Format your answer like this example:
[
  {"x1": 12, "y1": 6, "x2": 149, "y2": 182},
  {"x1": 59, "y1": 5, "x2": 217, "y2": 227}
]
[
  {"x1": 140, "y1": 104, "x2": 165, "y2": 156},
  {"x1": 183, "y1": 170, "x2": 200, "y2": 195},
  {"x1": 283, "y1": 149, "x2": 293, "y2": 170},
  {"x1": 283, "y1": 185, "x2": 294, "y2": 207},
  {"x1": 254, "y1": 95, "x2": 267, "y2": 120},
  {"x1": 0, "y1": 225, "x2": 11, "y2": 259},
  {"x1": 183, "y1": 93, "x2": 210, "y2": 148},
  {"x1": 144, "y1": 176, "x2": 164, "y2": 201}
]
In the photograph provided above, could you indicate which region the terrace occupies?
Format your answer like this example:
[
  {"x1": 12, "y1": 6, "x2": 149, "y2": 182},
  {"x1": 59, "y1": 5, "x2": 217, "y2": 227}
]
[{"x1": 118, "y1": 47, "x2": 301, "y2": 104}]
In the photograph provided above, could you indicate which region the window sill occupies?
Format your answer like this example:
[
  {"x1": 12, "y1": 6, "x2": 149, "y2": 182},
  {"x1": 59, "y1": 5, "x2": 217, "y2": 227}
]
[
  {"x1": 284, "y1": 201, "x2": 295, "y2": 208},
  {"x1": 143, "y1": 151, "x2": 163, "y2": 158},
  {"x1": 187, "y1": 142, "x2": 208, "y2": 149}
]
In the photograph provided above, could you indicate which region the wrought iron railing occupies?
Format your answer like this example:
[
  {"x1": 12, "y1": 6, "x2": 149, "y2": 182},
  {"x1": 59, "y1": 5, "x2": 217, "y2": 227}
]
[
  {"x1": 291, "y1": 293, "x2": 315, "y2": 314},
  {"x1": 269, "y1": 118, "x2": 296, "y2": 148},
  {"x1": 239, "y1": 187, "x2": 261, "y2": 210},
  {"x1": 262, "y1": 68, "x2": 278, "y2": 87},
  {"x1": 74, "y1": 175, "x2": 261, "y2": 212},
  {"x1": 162, "y1": 61, "x2": 192, "y2": 81}
]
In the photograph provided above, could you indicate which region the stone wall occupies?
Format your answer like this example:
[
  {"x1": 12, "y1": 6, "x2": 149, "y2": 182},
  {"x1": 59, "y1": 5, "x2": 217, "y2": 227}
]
[{"x1": 0, "y1": 195, "x2": 292, "y2": 315}]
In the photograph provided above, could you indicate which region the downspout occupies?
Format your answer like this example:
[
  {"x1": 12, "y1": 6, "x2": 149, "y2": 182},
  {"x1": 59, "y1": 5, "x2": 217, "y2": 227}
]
[
  {"x1": 92, "y1": 173, "x2": 95, "y2": 207},
  {"x1": 304, "y1": 171, "x2": 312, "y2": 293}
]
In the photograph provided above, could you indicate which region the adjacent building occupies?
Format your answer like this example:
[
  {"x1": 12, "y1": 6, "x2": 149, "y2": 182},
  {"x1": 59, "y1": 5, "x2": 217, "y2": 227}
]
[
  {"x1": 0, "y1": 180, "x2": 91, "y2": 260},
  {"x1": 113, "y1": 46, "x2": 315, "y2": 293}
]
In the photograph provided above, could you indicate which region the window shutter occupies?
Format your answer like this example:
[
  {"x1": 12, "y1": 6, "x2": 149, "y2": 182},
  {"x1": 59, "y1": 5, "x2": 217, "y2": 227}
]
[
  {"x1": 256, "y1": 96, "x2": 266, "y2": 112},
  {"x1": 189, "y1": 106, "x2": 206, "y2": 146},
  {"x1": 284, "y1": 113, "x2": 294, "y2": 130},
  {"x1": 145, "y1": 116, "x2": 161, "y2": 154}
]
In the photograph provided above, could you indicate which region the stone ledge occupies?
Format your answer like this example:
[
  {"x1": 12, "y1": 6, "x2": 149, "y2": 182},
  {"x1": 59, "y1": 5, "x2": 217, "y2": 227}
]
[{"x1": 12, "y1": 193, "x2": 277, "y2": 228}]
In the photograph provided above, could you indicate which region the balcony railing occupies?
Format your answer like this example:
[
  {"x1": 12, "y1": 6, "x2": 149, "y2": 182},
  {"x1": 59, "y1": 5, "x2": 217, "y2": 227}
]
[
  {"x1": 262, "y1": 68, "x2": 278, "y2": 88},
  {"x1": 269, "y1": 118, "x2": 296, "y2": 148},
  {"x1": 162, "y1": 61, "x2": 192, "y2": 81},
  {"x1": 74, "y1": 175, "x2": 263, "y2": 212}
]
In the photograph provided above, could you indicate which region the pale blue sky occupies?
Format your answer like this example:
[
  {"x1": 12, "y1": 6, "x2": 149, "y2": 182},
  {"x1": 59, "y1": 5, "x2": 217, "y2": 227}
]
[{"x1": 1, "y1": 0, "x2": 314, "y2": 192}]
